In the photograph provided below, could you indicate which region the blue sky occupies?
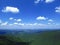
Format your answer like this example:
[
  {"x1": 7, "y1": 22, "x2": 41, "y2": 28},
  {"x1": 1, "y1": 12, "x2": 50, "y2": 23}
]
[{"x1": 0, "y1": 0, "x2": 60, "y2": 29}]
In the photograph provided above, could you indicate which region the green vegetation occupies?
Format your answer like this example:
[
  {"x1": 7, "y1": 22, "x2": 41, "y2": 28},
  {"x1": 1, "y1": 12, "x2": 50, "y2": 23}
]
[{"x1": 0, "y1": 30, "x2": 60, "y2": 45}]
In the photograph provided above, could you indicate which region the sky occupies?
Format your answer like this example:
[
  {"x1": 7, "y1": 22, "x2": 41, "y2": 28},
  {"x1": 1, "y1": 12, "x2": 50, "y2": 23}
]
[{"x1": 0, "y1": 0, "x2": 60, "y2": 29}]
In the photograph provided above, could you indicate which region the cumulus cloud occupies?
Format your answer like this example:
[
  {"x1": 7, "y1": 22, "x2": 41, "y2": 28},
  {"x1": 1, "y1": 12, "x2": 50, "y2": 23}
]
[
  {"x1": 0, "y1": 22, "x2": 59, "y2": 29},
  {"x1": 0, "y1": 20, "x2": 2, "y2": 23},
  {"x1": 25, "y1": 23, "x2": 46, "y2": 26},
  {"x1": 45, "y1": 0, "x2": 54, "y2": 3},
  {"x1": 33, "y1": 23, "x2": 37, "y2": 25},
  {"x1": 34, "y1": 0, "x2": 41, "y2": 4},
  {"x1": 1, "y1": 22, "x2": 8, "y2": 26},
  {"x1": 9, "y1": 23, "x2": 24, "y2": 26},
  {"x1": 36, "y1": 16, "x2": 47, "y2": 20},
  {"x1": 55, "y1": 6, "x2": 60, "y2": 13},
  {"x1": 13, "y1": 22, "x2": 18, "y2": 25},
  {"x1": 14, "y1": 19, "x2": 22, "y2": 22},
  {"x1": 16, "y1": 19, "x2": 22, "y2": 22},
  {"x1": 48, "y1": 19, "x2": 53, "y2": 22},
  {"x1": 9, "y1": 17, "x2": 13, "y2": 20},
  {"x1": 48, "y1": 23, "x2": 51, "y2": 25},
  {"x1": 33, "y1": 23, "x2": 46, "y2": 26},
  {"x1": 13, "y1": 22, "x2": 24, "y2": 26},
  {"x1": 2, "y1": 6, "x2": 19, "y2": 13},
  {"x1": 34, "y1": 0, "x2": 54, "y2": 4},
  {"x1": 9, "y1": 17, "x2": 22, "y2": 22}
]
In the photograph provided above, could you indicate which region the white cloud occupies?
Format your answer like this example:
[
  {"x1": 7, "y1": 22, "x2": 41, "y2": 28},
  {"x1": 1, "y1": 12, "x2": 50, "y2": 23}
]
[
  {"x1": 9, "y1": 17, "x2": 13, "y2": 20},
  {"x1": 33, "y1": 23, "x2": 46, "y2": 26},
  {"x1": 55, "y1": 6, "x2": 60, "y2": 13},
  {"x1": 0, "y1": 22, "x2": 60, "y2": 29},
  {"x1": 25, "y1": 23, "x2": 46, "y2": 26},
  {"x1": 36, "y1": 16, "x2": 47, "y2": 20},
  {"x1": 48, "y1": 23, "x2": 51, "y2": 25},
  {"x1": 1, "y1": 22, "x2": 8, "y2": 26},
  {"x1": 33, "y1": 23, "x2": 37, "y2": 25},
  {"x1": 45, "y1": 0, "x2": 54, "y2": 3},
  {"x1": 17, "y1": 19, "x2": 22, "y2": 22},
  {"x1": 14, "y1": 19, "x2": 22, "y2": 22},
  {"x1": 9, "y1": 18, "x2": 22, "y2": 22},
  {"x1": 48, "y1": 19, "x2": 53, "y2": 22},
  {"x1": 34, "y1": 0, "x2": 40, "y2": 4},
  {"x1": 34, "y1": 0, "x2": 54, "y2": 4},
  {"x1": 13, "y1": 22, "x2": 24, "y2": 26},
  {"x1": 13, "y1": 22, "x2": 18, "y2": 25},
  {"x1": 0, "y1": 20, "x2": 2, "y2": 23},
  {"x1": 9, "y1": 23, "x2": 24, "y2": 26},
  {"x1": 2, "y1": 6, "x2": 19, "y2": 13}
]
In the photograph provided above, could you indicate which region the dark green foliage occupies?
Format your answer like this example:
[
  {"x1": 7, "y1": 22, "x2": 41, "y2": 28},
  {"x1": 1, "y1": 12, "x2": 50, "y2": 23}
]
[{"x1": 0, "y1": 30, "x2": 60, "y2": 45}]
